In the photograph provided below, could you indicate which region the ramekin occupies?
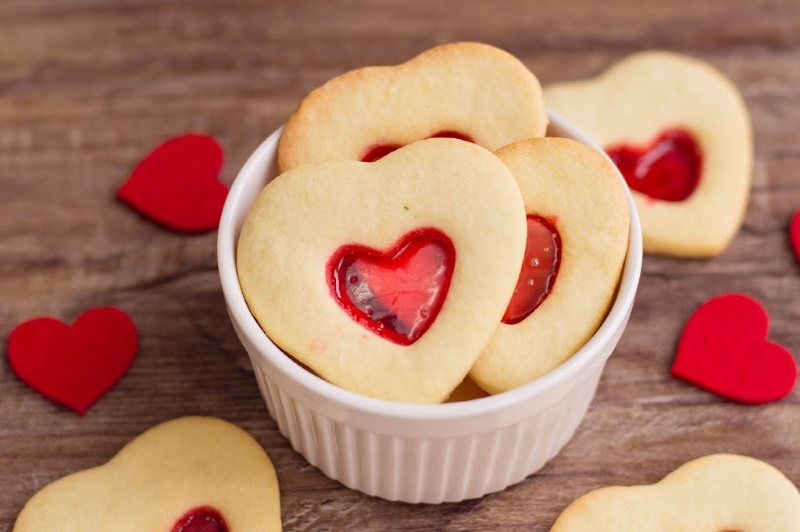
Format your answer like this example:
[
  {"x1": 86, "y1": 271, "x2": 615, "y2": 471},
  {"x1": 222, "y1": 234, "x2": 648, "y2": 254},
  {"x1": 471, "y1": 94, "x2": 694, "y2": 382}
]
[{"x1": 218, "y1": 111, "x2": 643, "y2": 504}]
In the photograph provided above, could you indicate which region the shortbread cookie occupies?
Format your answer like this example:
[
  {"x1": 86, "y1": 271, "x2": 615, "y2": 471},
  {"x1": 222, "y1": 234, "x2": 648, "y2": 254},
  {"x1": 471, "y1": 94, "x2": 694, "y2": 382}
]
[
  {"x1": 238, "y1": 138, "x2": 527, "y2": 403},
  {"x1": 278, "y1": 42, "x2": 547, "y2": 172},
  {"x1": 551, "y1": 454, "x2": 800, "y2": 531},
  {"x1": 14, "y1": 417, "x2": 281, "y2": 532},
  {"x1": 544, "y1": 51, "x2": 752, "y2": 257},
  {"x1": 470, "y1": 138, "x2": 629, "y2": 394}
]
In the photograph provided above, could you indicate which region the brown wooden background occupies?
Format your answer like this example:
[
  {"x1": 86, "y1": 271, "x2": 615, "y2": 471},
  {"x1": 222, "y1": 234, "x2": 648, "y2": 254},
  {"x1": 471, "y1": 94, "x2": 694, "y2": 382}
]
[{"x1": 1, "y1": 0, "x2": 799, "y2": 530}]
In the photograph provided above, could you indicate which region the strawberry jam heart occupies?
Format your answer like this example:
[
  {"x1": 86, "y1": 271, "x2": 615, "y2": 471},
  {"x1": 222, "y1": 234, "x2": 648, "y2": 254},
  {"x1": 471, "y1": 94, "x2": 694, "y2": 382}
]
[
  {"x1": 328, "y1": 228, "x2": 455, "y2": 345},
  {"x1": 605, "y1": 128, "x2": 701, "y2": 202},
  {"x1": 360, "y1": 130, "x2": 474, "y2": 162},
  {"x1": 172, "y1": 506, "x2": 228, "y2": 532},
  {"x1": 671, "y1": 294, "x2": 797, "y2": 404},
  {"x1": 502, "y1": 216, "x2": 561, "y2": 325}
]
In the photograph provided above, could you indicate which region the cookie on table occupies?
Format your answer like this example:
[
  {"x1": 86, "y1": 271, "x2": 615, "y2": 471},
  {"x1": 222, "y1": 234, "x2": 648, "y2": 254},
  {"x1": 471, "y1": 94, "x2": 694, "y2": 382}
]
[
  {"x1": 238, "y1": 138, "x2": 527, "y2": 403},
  {"x1": 14, "y1": 417, "x2": 281, "y2": 532},
  {"x1": 470, "y1": 138, "x2": 629, "y2": 394},
  {"x1": 550, "y1": 454, "x2": 800, "y2": 531},
  {"x1": 278, "y1": 41, "x2": 548, "y2": 171},
  {"x1": 544, "y1": 51, "x2": 752, "y2": 257}
]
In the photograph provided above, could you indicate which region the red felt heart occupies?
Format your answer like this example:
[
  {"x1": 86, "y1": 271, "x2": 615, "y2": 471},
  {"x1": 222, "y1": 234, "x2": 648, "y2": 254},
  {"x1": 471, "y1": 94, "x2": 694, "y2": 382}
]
[
  {"x1": 327, "y1": 228, "x2": 455, "y2": 345},
  {"x1": 7, "y1": 307, "x2": 138, "y2": 415},
  {"x1": 117, "y1": 134, "x2": 227, "y2": 233},
  {"x1": 791, "y1": 208, "x2": 800, "y2": 262},
  {"x1": 173, "y1": 506, "x2": 228, "y2": 532},
  {"x1": 671, "y1": 294, "x2": 797, "y2": 404},
  {"x1": 605, "y1": 128, "x2": 702, "y2": 202}
]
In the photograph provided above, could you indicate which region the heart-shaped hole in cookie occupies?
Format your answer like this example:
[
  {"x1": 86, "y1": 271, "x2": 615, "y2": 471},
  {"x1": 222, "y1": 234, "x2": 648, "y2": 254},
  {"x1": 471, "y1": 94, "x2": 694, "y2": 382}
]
[
  {"x1": 502, "y1": 215, "x2": 561, "y2": 325},
  {"x1": 328, "y1": 228, "x2": 455, "y2": 345},
  {"x1": 172, "y1": 506, "x2": 228, "y2": 532},
  {"x1": 605, "y1": 128, "x2": 701, "y2": 202},
  {"x1": 360, "y1": 130, "x2": 474, "y2": 162}
]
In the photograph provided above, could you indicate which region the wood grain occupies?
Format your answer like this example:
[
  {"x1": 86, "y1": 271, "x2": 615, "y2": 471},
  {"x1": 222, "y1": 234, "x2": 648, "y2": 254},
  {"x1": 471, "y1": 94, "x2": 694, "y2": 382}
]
[{"x1": 1, "y1": 0, "x2": 799, "y2": 530}]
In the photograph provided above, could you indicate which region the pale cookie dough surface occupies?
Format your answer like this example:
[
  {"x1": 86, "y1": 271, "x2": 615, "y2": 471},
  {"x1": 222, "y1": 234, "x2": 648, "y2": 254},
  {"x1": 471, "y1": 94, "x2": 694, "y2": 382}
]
[
  {"x1": 470, "y1": 138, "x2": 629, "y2": 394},
  {"x1": 239, "y1": 138, "x2": 527, "y2": 403},
  {"x1": 14, "y1": 417, "x2": 281, "y2": 532},
  {"x1": 544, "y1": 51, "x2": 752, "y2": 257},
  {"x1": 278, "y1": 41, "x2": 548, "y2": 172},
  {"x1": 551, "y1": 454, "x2": 800, "y2": 531}
]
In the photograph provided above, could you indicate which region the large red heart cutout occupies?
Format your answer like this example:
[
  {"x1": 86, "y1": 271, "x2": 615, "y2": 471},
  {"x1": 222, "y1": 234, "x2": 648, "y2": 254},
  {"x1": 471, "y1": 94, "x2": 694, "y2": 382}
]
[
  {"x1": 605, "y1": 128, "x2": 702, "y2": 202},
  {"x1": 671, "y1": 294, "x2": 797, "y2": 404},
  {"x1": 327, "y1": 228, "x2": 455, "y2": 346},
  {"x1": 7, "y1": 307, "x2": 138, "y2": 414},
  {"x1": 117, "y1": 134, "x2": 227, "y2": 233},
  {"x1": 791, "y1": 207, "x2": 800, "y2": 262}
]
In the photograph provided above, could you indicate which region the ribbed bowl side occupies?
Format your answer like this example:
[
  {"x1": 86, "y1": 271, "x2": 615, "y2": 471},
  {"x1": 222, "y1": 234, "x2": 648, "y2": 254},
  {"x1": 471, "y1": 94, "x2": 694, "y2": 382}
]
[{"x1": 251, "y1": 361, "x2": 604, "y2": 504}]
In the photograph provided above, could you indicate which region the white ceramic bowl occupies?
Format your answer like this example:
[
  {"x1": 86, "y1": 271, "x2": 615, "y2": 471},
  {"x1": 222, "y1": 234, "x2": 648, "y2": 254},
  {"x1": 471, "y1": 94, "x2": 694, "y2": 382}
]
[{"x1": 218, "y1": 111, "x2": 643, "y2": 504}]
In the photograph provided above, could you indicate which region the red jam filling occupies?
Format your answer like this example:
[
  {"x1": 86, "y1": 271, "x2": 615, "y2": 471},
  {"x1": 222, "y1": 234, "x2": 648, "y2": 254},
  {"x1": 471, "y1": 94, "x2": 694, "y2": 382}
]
[
  {"x1": 502, "y1": 215, "x2": 561, "y2": 325},
  {"x1": 605, "y1": 128, "x2": 701, "y2": 202},
  {"x1": 172, "y1": 506, "x2": 228, "y2": 532},
  {"x1": 328, "y1": 228, "x2": 455, "y2": 345},
  {"x1": 360, "y1": 130, "x2": 474, "y2": 162},
  {"x1": 361, "y1": 143, "x2": 403, "y2": 163}
]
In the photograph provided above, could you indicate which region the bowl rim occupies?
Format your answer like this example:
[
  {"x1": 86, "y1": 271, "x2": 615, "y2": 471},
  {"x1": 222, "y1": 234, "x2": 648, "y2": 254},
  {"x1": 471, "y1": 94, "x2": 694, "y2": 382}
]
[{"x1": 218, "y1": 110, "x2": 643, "y2": 423}]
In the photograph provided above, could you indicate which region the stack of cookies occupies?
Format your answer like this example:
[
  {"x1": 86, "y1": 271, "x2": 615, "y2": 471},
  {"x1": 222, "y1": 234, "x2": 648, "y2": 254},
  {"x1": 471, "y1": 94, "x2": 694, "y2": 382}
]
[{"x1": 237, "y1": 42, "x2": 630, "y2": 403}]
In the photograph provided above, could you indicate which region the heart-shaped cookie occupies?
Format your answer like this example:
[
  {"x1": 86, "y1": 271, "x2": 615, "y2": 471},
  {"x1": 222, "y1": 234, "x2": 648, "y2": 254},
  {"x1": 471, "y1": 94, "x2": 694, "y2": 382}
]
[
  {"x1": 551, "y1": 454, "x2": 800, "y2": 531},
  {"x1": 7, "y1": 307, "x2": 138, "y2": 414},
  {"x1": 13, "y1": 417, "x2": 281, "y2": 532},
  {"x1": 117, "y1": 134, "x2": 227, "y2": 233},
  {"x1": 277, "y1": 42, "x2": 547, "y2": 172},
  {"x1": 470, "y1": 138, "x2": 630, "y2": 393},
  {"x1": 544, "y1": 51, "x2": 752, "y2": 257},
  {"x1": 238, "y1": 138, "x2": 527, "y2": 403},
  {"x1": 672, "y1": 293, "x2": 797, "y2": 404}
]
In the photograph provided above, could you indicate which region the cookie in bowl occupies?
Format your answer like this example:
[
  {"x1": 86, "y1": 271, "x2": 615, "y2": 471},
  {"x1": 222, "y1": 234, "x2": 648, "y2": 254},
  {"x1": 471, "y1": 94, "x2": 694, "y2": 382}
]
[
  {"x1": 237, "y1": 138, "x2": 527, "y2": 403},
  {"x1": 470, "y1": 137, "x2": 630, "y2": 394},
  {"x1": 277, "y1": 41, "x2": 548, "y2": 171}
]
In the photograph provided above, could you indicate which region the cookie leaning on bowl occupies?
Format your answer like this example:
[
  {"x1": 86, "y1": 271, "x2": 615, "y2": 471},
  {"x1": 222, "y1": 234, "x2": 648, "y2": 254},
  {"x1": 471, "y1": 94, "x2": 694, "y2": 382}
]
[
  {"x1": 238, "y1": 138, "x2": 527, "y2": 404},
  {"x1": 471, "y1": 138, "x2": 630, "y2": 394},
  {"x1": 544, "y1": 51, "x2": 752, "y2": 257},
  {"x1": 277, "y1": 41, "x2": 548, "y2": 171}
]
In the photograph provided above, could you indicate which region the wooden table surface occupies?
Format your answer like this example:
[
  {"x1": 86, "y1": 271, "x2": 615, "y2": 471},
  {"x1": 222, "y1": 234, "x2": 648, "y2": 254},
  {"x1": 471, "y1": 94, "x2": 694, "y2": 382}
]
[{"x1": 2, "y1": 0, "x2": 799, "y2": 530}]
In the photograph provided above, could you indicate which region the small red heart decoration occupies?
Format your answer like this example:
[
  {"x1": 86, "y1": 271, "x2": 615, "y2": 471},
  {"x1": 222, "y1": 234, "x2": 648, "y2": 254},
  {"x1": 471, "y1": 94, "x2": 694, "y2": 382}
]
[
  {"x1": 605, "y1": 128, "x2": 702, "y2": 202},
  {"x1": 117, "y1": 134, "x2": 227, "y2": 233},
  {"x1": 791, "y1": 208, "x2": 800, "y2": 262},
  {"x1": 173, "y1": 506, "x2": 229, "y2": 532},
  {"x1": 7, "y1": 307, "x2": 138, "y2": 414},
  {"x1": 671, "y1": 294, "x2": 797, "y2": 404},
  {"x1": 328, "y1": 228, "x2": 455, "y2": 346}
]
